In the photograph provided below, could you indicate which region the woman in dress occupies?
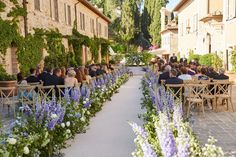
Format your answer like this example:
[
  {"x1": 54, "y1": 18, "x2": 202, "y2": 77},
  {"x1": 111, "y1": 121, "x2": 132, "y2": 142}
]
[{"x1": 64, "y1": 70, "x2": 78, "y2": 87}]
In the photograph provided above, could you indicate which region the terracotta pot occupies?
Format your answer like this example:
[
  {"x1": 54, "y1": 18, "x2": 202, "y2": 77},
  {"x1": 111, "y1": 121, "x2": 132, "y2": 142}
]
[{"x1": 0, "y1": 80, "x2": 17, "y2": 96}]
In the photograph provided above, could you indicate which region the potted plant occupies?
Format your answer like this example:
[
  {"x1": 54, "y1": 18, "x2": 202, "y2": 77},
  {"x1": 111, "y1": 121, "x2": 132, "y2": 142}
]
[{"x1": 0, "y1": 64, "x2": 17, "y2": 95}]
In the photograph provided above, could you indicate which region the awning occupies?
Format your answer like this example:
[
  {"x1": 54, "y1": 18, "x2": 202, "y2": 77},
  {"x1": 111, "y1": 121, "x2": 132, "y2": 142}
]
[{"x1": 149, "y1": 48, "x2": 170, "y2": 56}]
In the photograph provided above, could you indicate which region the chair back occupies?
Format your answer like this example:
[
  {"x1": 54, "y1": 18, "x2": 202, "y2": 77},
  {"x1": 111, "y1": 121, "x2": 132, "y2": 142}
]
[
  {"x1": 184, "y1": 84, "x2": 207, "y2": 99},
  {"x1": 166, "y1": 84, "x2": 184, "y2": 100},
  {"x1": 214, "y1": 80, "x2": 232, "y2": 96},
  {"x1": 0, "y1": 87, "x2": 18, "y2": 105},
  {"x1": 38, "y1": 85, "x2": 55, "y2": 101},
  {"x1": 17, "y1": 85, "x2": 37, "y2": 107},
  {"x1": 56, "y1": 85, "x2": 74, "y2": 101}
]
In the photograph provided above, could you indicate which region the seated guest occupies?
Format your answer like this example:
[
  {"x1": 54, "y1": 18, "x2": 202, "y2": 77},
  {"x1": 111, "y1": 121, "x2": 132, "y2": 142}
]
[
  {"x1": 75, "y1": 69, "x2": 84, "y2": 84},
  {"x1": 44, "y1": 68, "x2": 64, "y2": 86},
  {"x1": 84, "y1": 68, "x2": 92, "y2": 84},
  {"x1": 61, "y1": 67, "x2": 66, "y2": 79},
  {"x1": 197, "y1": 67, "x2": 209, "y2": 80},
  {"x1": 215, "y1": 68, "x2": 229, "y2": 80},
  {"x1": 178, "y1": 67, "x2": 192, "y2": 81},
  {"x1": 89, "y1": 64, "x2": 97, "y2": 77},
  {"x1": 17, "y1": 73, "x2": 27, "y2": 85},
  {"x1": 158, "y1": 65, "x2": 171, "y2": 84},
  {"x1": 26, "y1": 68, "x2": 40, "y2": 83},
  {"x1": 96, "y1": 64, "x2": 104, "y2": 75},
  {"x1": 166, "y1": 69, "x2": 184, "y2": 85},
  {"x1": 38, "y1": 67, "x2": 48, "y2": 83},
  {"x1": 64, "y1": 70, "x2": 78, "y2": 86},
  {"x1": 187, "y1": 62, "x2": 196, "y2": 75},
  {"x1": 206, "y1": 67, "x2": 218, "y2": 79}
]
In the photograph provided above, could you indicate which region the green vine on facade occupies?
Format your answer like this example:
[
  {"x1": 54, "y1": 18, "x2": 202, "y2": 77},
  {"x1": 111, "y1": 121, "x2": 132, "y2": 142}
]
[{"x1": 231, "y1": 47, "x2": 236, "y2": 72}]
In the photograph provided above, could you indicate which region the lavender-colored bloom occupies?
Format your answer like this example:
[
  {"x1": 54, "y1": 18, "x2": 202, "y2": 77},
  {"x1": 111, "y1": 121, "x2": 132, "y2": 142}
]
[
  {"x1": 130, "y1": 122, "x2": 157, "y2": 157},
  {"x1": 81, "y1": 85, "x2": 86, "y2": 97},
  {"x1": 72, "y1": 87, "x2": 81, "y2": 102},
  {"x1": 83, "y1": 100, "x2": 92, "y2": 108},
  {"x1": 156, "y1": 113, "x2": 177, "y2": 157},
  {"x1": 76, "y1": 113, "x2": 81, "y2": 118},
  {"x1": 48, "y1": 118, "x2": 58, "y2": 131}
]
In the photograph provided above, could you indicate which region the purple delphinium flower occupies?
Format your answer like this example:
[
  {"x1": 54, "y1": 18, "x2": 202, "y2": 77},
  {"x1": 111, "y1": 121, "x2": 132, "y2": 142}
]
[
  {"x1": 177, "y1": 128, "x2": 190, "y2": 157},
  {"x1": 48, "y1": 118, "x2": 58, "y2": 131},
  {"x1": 83, "y1": 100, "x2": 92, "y2": 108},
  {"x1": 130, "y1": 122, "x2": 157, "y2": 157},
  {"x1": 76, "y1": 113, "x2": 81, "y2": 118},
  {"x1": 156, "y1": 113, "x2": 177, "y2": 157},
  {"x1": 71, "y1": 87, "x2": 81, "y2": 102}
]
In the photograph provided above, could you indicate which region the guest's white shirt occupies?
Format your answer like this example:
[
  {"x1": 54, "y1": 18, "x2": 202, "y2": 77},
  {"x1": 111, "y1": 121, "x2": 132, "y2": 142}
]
[{"x1": 178, "y1": 74, "x2": 192, "y2": 80}]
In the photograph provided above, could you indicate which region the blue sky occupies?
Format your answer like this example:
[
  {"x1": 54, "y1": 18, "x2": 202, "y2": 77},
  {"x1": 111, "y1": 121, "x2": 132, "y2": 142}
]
[{"x1": 167, "y1": 0, "x2": 181, "y2": 10}]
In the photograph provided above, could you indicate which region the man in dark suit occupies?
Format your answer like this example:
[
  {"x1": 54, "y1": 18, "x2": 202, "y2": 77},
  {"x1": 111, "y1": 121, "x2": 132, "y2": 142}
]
[
  {"x1": 158, "y1": 65, "x2": 171, "y2": 84},
  {"x1": 38, "y1": 67, "x2": 49, "y2": 83},
  {"x1": 215, "y1": 69, "x2": 229, "y2": 80},
  {"x1": 170, "y1": 53, "x2": 177, "y2": 63},
  {"x1": 89, "y1": 64, "x2": 97, "y2": 77},
  {"x1": 206, "y1": 67, "x2": 218, "y2": 79},
  {"x1": 26, "y1": 68, "x2": 40, "y2": 83},
  {"x1": 44, "y1": 68, "x2": 64, "y2": 86},
  {"x1": 166, "y1": 69, "x2": 184, "y2": 84}
]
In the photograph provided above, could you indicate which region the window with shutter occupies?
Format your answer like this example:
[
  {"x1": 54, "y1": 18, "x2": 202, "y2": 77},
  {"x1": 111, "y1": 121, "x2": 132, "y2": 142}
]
[
  {"x1": 68, "y1": 5, "x2": 71, "y2": 25},
  {"x1": 64, "y1": 3, "x2": 67, "y2": 24},
  {"x1": 98, "y1": 23, "x2": 101, "y2": 36},
  {"x1": 90, "y1": 18, "x2": 95, "y2": 33},
  {"x1": 34, "y1": 0, "x2": 40, "y2": 11},
  {"x1": 80, "y1": 13, "x2": 85, "y2": 30},
  {"x1": 54, "y1": 0, "x2": 59, "y2": 22}
]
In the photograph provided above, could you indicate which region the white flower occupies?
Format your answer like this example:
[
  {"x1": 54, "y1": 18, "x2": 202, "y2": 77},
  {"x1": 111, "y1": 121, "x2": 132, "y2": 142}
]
[
  {"x1": 7, "y1": 138, "x2": 17, "y2": 145},
  {"x1": 66, "y1": 121, "x2": 71, "y2": 127},
  {"x1": 66, "y1": 129, "x2": 71, "y2": 134},
  {"x1": 51, "y1": 114, "x2": 58, "y2": 119},
  {"x1": 61, "y1": 123, "x2": 65, "y2": 128},
  {"x1": 83, "y1": 101, "x2": 86, "y2": 104},
  {"x1": 23, "y1": 146, "x2": 29, "y2": 154},
  {"x1": 80, "y1": 116, "x2": 86, "y2": 122},
  {"x1": 85, "y1": 98, "x2": 89, "y2": 101},
  {"x1": 97, "y1": 85, "x2": 101, "y2": 88}
]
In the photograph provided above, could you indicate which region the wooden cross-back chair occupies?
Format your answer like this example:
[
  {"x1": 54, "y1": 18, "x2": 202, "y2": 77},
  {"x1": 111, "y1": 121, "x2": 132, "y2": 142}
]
[
  {"x1": 38, "y1": 85, "x2": 55, "y2": 101},
  {"x1": 165, "y1": 84, "x2": 184, "y2": 101},
  {"x1": 185, "y1": 84, "x2": 207, "y2": 117},
  {"x1": 56, "y1": 85, "x2": 74, "y2": 102},
  {"x1": 0, "y1": 87, "x2": 18, "y2": 116},
  {"x1": 200, "y1": 81, "x2": 217, "y2": 111},
  {"x1": 214, "y1": 80, "x2": 234, "y2": 112},
  {"x1": 17, "y1": 85, "x2": 37, "y2": 108}
]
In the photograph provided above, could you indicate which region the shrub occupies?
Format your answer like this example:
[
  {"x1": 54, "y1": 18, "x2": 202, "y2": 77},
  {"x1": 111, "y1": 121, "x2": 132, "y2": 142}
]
[
  {"x1": 199, "y1": 53, "x2": 223, "y2": 70},
  {"x1": 231, "y1": 47, "x2": 236, "y2": 72},
  {"x1": 0, "y1": 64, "x2": 16, "y2": 81},
  {"x1": 188, "y1": 50, "x2": 201, "y2": 63}
]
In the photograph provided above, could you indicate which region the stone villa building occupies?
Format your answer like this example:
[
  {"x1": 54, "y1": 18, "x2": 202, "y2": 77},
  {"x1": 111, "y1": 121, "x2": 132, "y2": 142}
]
[
  {"x1": 173, "y1": 0, "x2": 236, "y2": 70},
  {"x1": 0, "y1": 0, "x2": 110, "y2": 74}
]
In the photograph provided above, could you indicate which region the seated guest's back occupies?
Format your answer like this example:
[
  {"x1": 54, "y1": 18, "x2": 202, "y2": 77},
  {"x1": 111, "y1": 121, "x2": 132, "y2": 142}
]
[
  {"x1": 65, "y1": 70, "x2": 78, "y2": 86},
  {"x1": 26, "y1": 68, "x2": 40, "y2": 83},
  {"x1": 89, "y1": 64, "x2": 97, "y2": 77},
  {"x1": 44, "y1": 68, "x2": 64, "y2": 86},
  {"x1": 38, "y1": 68, "x2": 49, "y2": 83},
  {"x1": 206, "y1": 67, "x2": 218, "y2": 79},
  {"x1": 178, "y1": 67, "x2": 192, "y2": 81},
  {"x1": 166, "y1": 69, "x2": 184, "y2": 84},
  {"x1": 197, "y1": 67, "x2": 209, "y2": 80},
  {"x1": 158, "y1": 65, "x2": 171, "y2": 84},
  {"x1": 215, "y1": 68, "x2": 229, "y2": 80}
]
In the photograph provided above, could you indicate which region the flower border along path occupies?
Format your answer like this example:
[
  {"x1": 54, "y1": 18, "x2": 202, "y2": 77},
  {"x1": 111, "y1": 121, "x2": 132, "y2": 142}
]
[
  {"x1": 0, "y1": 67, "x2": 129, "y2": 157},
  {"x1": 129, "y1": 69, "x2": 225, "y2": 157}
]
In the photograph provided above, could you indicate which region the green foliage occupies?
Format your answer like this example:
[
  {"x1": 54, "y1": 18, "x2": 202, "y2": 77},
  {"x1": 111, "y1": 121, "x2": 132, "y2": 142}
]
[
  {"x1": 140, "y1": 51, "x2": 154, "y2": 65},
  {"x1": 0, "y1": 64, "x2": 16, "y2": 81},
  {"x1": 0, "y1": 0, "x2": 6, "y2": 12},
  {"x1": 231, "y1": 47, "x2": 236, "y2": 72},
  {"x1": 44, "y1": 29, "x2": 69, "y2": 68},
  {"x1": 17, "y1": 31, "x2": 45, "y2": 75},
  {"x1": 120, "y1": 0, "x2": 136, "y2": 42},
  {"x1": 188, "y1": 50, "x2": 201, "y2": 63},
  {"x1": 199, "y1": 53, "x2": 223, "y2": 70},
  {"x1": 0, "y1": 19, "x2": 21, "y2": 54}
]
